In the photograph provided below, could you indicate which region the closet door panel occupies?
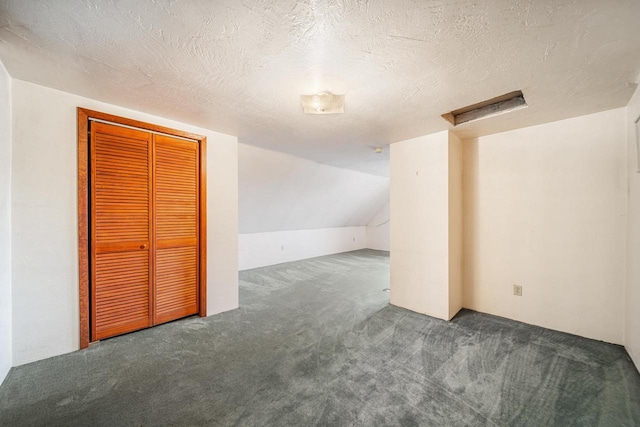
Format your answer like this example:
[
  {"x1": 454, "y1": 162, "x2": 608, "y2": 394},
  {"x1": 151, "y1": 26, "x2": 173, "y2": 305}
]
[
  {"x1": 156, "y1": 246, "x2": 198, "y2": 323},
  {"x1": 94, "y1": 251, "x2": 150, "y2": 338},
  {"x1": 91, "y1": 122, "x2": 152, "y2": 340},
  {"x1": 154, "y1": 135, "x2": 199, "y2": 324}
]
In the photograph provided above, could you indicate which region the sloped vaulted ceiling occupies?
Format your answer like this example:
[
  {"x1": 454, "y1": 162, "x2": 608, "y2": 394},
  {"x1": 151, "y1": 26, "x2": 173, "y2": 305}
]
[
  {"x1": 1, "y1": 0, "x2": 639, "y2": 176},
  {"x1": 239, "y1": 143, "x2": 389, "y2": 233}
]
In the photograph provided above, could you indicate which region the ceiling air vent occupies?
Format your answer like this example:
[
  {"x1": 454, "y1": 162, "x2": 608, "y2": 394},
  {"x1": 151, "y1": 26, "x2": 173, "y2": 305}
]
[{"x1": 442, "y1": 90, "x2": 527, "y2": 126}]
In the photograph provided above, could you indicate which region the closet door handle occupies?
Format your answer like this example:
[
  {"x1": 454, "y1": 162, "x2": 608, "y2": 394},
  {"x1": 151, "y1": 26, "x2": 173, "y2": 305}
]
[{"x1": 140, "y1": 244, "x2": 147, "y2": 250}]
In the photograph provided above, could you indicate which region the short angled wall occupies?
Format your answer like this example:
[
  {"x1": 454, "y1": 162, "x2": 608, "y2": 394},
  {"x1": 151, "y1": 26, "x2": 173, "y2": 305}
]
[
  {"x1": 366, "y1": 202, "x2": 390, "y2": 251},
  {"x1": 239, "y1": 226, "x2": 366, "y2": 270}
]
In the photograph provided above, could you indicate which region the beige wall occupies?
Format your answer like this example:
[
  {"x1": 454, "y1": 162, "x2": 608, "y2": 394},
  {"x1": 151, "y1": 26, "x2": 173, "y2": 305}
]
[
  {"x1": 390, "y1": 131, "x2": 462, "y2": 320},
  {"x1": 448, "y1": 133, "x2": 463, "y2": 319},
  {"x1": 626, "y1": 88, "x2": 640, "y2": 369},
  {"x1": 463, "y1": 108, "x2": 627, "y2": 344},
  {"x1": 10, "y1": 79, "x2": 239, "y2": 366}
]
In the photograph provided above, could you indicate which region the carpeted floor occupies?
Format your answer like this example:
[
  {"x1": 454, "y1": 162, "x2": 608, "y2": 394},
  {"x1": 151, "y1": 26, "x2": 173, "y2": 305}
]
[{"x1": 0, "y1": 249, "x2": 639, "y2": 426}]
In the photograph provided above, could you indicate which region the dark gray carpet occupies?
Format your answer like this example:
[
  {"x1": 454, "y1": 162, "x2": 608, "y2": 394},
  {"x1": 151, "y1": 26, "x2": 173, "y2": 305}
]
[{"x1": 1, "y1": 249, "x2": 639, "y2": 426}]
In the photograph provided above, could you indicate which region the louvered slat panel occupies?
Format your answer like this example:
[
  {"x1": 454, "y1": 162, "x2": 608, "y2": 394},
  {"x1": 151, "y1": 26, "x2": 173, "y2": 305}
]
[
  {"x1": 154, "y1": 134, "x2": 198, "y2": 325},
  {"x1": 94, "y1": 125, "x2": 150, "y2": 245},
  {"x1": 155, "y1": 246, "x2": 198, "y2": 323},
  {"x1": 94, "y1": 250, "x2": 150, "y2": 339},
  {"x1": 91, "y1": 122, "x2": 151, "y2": 340},
  {"x1": 154, "y1": 135, "x2": 198, "y2": 243}
]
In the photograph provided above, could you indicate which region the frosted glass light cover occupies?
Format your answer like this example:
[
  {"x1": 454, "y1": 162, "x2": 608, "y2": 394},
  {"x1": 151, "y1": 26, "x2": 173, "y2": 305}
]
[{"x1": 300, "y1": 92, "x2": 345, "y2": 114}]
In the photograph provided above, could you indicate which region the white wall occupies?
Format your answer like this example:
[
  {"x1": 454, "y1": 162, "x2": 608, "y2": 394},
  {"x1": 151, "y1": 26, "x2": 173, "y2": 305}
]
[
  {"x1": 463, "y1": 108, "x2": 627, "y2": 345},
  {"x1": 366, "y1": 202, "x2": 389, "y2": 251},
  {"x1": 0, "y1": 61, "x2": 12, "y2": 384},
  {"x1": 238, "y1": 143, "x2": 388, "y2": 268},
  {"x1": 390, "y1": 131, "x2": 461, "y2": 320},
  {"x1": 11, "y1": 79, "x2": 238, "y2": 366},
  {"x1": 239, "y1": 226, "x2": 366, "y2": 270},
  {"x1": 626, "y1": 88, "x2": 640, "y2": 369}
]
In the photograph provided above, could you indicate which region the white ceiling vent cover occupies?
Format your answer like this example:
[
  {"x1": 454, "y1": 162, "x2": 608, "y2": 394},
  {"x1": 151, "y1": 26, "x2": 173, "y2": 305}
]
[
  {"x1": 300, "y1": 92, "x2": 345, "y2": 114},
  {"x1": 442, "y1": 90, "x2": 527, "y2": 126}
]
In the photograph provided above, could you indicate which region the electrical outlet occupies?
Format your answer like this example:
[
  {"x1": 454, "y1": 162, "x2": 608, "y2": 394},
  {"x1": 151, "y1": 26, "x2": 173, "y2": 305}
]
[
  {"x1": 513, "y1": 284, "x2": 523, "y2": 296},
  {"x1": 353, "y1": 237, "x2": 356, "y2": 242},
  {"x1": 280, "y1": 245, "x2": 284, "y2": 251}
]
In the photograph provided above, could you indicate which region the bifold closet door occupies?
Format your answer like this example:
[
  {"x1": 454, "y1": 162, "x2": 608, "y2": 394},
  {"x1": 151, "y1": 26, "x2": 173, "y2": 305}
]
[
  {"x1": 91, "y1": 122, "x2": 152, "y2": 341},
  {"x1": 153, "y1": 135, "x2": 199, "y2": 324}
]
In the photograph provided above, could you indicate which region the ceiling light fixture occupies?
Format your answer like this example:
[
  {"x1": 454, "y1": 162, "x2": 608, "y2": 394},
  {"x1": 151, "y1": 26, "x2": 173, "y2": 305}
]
[{"x1": 300, "y1": 91, "x2": 345, "y2": 114}]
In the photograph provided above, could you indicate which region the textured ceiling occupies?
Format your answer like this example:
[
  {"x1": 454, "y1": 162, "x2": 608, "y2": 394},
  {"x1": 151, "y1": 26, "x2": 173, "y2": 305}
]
[{"x1": 1, "y1": 0, "x2": 639, "y2": 176}]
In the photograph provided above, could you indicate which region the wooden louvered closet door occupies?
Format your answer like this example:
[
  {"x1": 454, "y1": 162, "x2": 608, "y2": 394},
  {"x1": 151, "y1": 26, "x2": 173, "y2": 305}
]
[
  {"x1": 153, "y1": 135, "x2": 199, "y2": 324},
  {"x1": 90, "y1": 122, "x2": 200, "y2": 341},
  {"x1": 91, "y1": 123, "x2": 152, "y2": 340}
]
